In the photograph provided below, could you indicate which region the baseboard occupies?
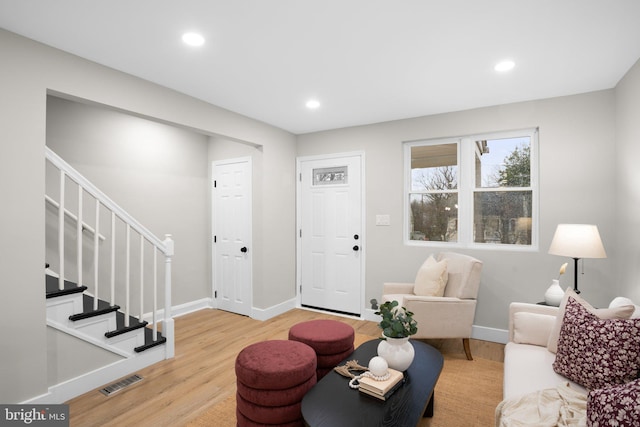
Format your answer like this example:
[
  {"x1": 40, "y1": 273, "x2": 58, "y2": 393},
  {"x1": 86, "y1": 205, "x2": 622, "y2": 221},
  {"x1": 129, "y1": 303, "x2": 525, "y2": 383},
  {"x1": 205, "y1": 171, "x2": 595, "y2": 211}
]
[
  {"x1": 472, "y1": 325, "x2": 508, "y2": 344},
  {"x1": 142, "y1": 297, "x2": 213, "y2": 323},
  {"x1": 361, "y1": 308, "x2": 379, "y2": 322},
  {"x1": 251, "y1": 298, "x2": 297, "y2": 321},
  {"x1": 33, "y1": 299, "x2": 209, "y2": 405},
  {"x1": 152, "y1": 298, "x2": 509, "y2": 342},
  {"x1": 23, "y1": 346, "x2": 166, "y2": 404}
]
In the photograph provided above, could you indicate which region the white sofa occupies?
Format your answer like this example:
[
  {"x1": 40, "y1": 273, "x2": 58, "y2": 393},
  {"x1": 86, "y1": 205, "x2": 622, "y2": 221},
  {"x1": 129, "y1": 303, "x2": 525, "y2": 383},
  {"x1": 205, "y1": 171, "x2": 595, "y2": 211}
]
[
  {"x1": 504, "y1": 294, "x2": 640, "y2": 401},
  {"x1": 503, "y1": 301, "x2": 585, "y2": 400}
]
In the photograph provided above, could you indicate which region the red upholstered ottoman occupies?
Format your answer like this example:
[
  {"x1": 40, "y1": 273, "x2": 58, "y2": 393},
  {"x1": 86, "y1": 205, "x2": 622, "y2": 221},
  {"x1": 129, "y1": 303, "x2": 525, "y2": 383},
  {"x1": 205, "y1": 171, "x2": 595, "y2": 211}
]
[
  {"x1": 235, "y1": 340, "x2": 317, "y2": 427},
  {"x1": 288, "y1": 320, "x2": 355, "y2": 380}
]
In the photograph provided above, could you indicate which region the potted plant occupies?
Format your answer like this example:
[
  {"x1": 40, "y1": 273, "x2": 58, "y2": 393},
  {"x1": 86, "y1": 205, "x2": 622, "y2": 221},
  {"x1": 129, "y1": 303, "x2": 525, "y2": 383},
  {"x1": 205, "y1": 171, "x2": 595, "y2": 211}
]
[
  {"x1": 375, "y1": 300, "x2": 418, "y2": 371},
  {"x1": 375, "y1": 300, "x2": 418, "y2": 338}
]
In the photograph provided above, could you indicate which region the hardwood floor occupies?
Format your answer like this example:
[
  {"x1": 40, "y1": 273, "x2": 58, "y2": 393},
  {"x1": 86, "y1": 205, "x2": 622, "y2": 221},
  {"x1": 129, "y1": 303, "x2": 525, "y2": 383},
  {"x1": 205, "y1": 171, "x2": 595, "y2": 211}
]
[{"x1": 66, "y1": 308, "x2": 504, "y2": 426}]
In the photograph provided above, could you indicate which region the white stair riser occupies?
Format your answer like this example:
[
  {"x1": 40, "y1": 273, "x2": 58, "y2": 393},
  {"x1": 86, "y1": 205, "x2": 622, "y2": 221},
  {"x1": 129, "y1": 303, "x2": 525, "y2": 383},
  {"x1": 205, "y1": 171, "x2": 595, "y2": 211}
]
[
  {"x1": 46, "y1": 294, "x2": 84, "y2": 323},
  {"x1": 45, "y1": 292, "x2": 163, "y2": 365},
  {"x1": 69, "y1": 313, "x2": 117, "y2": 337},
  {"x1": 106, "y1": 329, "x2": 146, "y2": 353}
]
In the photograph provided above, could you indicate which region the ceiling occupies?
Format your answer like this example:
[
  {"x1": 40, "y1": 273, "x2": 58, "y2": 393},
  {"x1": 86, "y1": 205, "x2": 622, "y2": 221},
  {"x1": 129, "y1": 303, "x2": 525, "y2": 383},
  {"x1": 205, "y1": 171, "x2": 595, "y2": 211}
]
[{"x1": 1, "y1": 1, "x2": 640, "y2": 135}]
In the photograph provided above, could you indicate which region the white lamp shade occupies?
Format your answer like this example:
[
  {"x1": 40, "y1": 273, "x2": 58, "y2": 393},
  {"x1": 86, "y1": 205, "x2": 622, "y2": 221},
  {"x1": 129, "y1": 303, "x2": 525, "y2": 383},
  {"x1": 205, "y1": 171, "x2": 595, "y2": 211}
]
[{"x1": 548, "y1": 224, "x2": 607, "y2": 259}]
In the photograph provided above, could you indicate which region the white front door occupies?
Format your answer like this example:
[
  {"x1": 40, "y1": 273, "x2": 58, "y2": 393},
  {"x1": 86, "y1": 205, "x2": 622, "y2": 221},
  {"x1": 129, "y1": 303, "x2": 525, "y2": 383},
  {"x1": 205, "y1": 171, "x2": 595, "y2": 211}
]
[
  {"x1": 212, "y1": 157, "x2": 252, "y2": 317},
  {"x1": 298, "y1": 154, "x2": 364, "y2": 316}
]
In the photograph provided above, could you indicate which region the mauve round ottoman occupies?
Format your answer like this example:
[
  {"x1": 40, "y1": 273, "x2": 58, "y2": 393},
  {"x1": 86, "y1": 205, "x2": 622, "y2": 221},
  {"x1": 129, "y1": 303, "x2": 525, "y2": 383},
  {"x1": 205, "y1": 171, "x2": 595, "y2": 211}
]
[
  {"x1": 288, "y1": 319, "x2": 355, "y2": 380},
  {"x1": 235, "y1": 340, "x2": 317, "y2": 427}
]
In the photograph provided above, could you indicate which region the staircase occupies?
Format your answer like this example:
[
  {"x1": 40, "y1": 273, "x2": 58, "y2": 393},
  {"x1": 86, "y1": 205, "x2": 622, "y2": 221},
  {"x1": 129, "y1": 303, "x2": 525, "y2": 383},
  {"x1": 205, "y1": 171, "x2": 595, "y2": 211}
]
[
  {"x1": 42, "y1": 146, "x2": 175, "y2": 403},
  {"x1": 45, "y1": 273, "x2": 166, "y2": 356}
]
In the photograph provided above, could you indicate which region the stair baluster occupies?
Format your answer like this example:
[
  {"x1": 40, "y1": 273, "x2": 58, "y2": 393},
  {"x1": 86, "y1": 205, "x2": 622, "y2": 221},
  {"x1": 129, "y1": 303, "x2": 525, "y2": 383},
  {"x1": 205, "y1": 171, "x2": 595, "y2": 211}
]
[
  {"x1": 44, "y1": 146, "x2": 175, "y2": 400},
  {"x1": 77, "y1": 187, "x2": 83, "y2": 291},
  {"x1": 139, "y1": 234, "x2": 144, "y2": 323},
  {"x1": 58, "y1": 170, "x2": 65, "y2": 291},
  {"x1": 93, "y1": 199, "x2": 100, "y2": 311},
  {"x1": 125, "y1": 224, "x2": 130, "y2": 328},
  {"x1": 110, "y1": 211, "x2": 116, "y2": 304}
]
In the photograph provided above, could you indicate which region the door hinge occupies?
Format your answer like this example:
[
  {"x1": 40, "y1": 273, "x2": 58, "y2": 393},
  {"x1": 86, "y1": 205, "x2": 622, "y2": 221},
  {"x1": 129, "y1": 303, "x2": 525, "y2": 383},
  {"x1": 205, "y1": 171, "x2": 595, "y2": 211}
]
[
  {"x1": 299, "y1": 173, "x2": 302, "y2": 182},
  {"x1": 214, "y1": 235, "x2": 217, "y2": 243},
  {"x1": 299, "y1": 285, "x2": 302, "y2": 294},
  {"x1": 214, "y1": 290, "x2": 217, "y2": 298},
  {"x1": 299, "y1": 229, "x2": 302, "y2": 238},
  {"x1": 214, "y1": 180, "x2": 217, "y2": 188}
]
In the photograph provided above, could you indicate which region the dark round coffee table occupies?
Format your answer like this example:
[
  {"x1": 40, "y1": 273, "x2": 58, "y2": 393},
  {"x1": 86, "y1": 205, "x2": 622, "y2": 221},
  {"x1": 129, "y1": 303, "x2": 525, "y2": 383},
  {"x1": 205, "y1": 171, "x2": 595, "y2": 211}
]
[{"x1": 301, "y1": 339, "x2": 444, "y2": 427}]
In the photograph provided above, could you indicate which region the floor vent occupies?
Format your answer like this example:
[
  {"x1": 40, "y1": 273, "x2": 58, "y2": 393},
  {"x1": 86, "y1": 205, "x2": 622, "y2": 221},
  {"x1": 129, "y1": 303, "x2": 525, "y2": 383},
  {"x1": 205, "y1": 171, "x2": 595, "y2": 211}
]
[{"x1": 100, "y1": 374, "x2": 143, "y2": 396}]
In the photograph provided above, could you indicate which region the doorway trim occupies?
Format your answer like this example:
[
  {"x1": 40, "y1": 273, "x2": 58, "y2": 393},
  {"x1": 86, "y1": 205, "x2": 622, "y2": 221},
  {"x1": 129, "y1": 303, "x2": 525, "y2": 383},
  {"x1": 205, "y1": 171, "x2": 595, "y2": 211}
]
[{"x1": 295, "y1": 151, "x2": 366, "y2": 316}]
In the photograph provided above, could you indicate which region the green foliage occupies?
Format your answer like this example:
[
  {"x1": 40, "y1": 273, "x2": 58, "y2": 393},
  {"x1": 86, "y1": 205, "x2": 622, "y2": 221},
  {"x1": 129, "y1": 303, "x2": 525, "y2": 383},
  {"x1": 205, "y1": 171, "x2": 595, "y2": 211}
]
[
  {"x1": 498, "y1": 144, "x2": 530, "y2": 187},
  {"x1": 375, "y1": 300, "x2": 418, "y2": 338}
]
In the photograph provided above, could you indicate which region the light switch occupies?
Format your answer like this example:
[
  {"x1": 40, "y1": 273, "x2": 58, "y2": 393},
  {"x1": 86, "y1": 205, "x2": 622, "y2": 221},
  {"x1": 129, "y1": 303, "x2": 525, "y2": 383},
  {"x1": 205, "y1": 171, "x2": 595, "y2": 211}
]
[{"x1": 376, "y1": 214, "x2": 390, "y2": 226}]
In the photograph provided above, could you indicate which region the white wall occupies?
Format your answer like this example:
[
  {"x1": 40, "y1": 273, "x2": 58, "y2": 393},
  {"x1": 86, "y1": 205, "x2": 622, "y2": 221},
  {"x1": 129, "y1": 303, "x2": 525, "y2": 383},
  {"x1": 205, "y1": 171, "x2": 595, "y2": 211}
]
[
  {"x1": 2, "y1": 23, "x2": 637, "y2": 403},
  {"x1": 47, "y1": 327, "x2": 123, "y2": 387},
  {"x1": 615, "y1": 58, "x2": 640, "y2": 302},
  {"x1": 0, "y1": 29, "x2": 296, "y2": 403},
  {"x1": 46, "y1": 96, "x2": 210, "y2": 307},
  {"x1": 297, "y1": 90, "x2": 617, "y2": 331},
  {"x1": 0, "y1": 30, "x2": 48, "y2": 405}
]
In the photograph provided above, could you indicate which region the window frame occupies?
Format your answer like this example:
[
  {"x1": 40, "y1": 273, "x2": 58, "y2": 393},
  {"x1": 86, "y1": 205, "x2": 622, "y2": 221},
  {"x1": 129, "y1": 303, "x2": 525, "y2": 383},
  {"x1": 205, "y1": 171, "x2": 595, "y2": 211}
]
[{"x1": 403, "y1": 128, "x2": 539, "y2": 251}]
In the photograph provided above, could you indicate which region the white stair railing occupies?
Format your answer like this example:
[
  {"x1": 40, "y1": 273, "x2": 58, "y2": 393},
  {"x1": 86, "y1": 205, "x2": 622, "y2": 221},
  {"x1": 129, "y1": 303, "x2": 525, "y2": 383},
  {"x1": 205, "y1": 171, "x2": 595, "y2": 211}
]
[{"x1": 45, "y1": 146, "x2": 174, "y2": 358}]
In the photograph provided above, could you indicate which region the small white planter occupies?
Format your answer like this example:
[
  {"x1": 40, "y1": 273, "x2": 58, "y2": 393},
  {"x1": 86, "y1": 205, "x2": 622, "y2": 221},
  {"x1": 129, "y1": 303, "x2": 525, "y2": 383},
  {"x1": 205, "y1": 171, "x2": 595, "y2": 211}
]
[{"x1": 377, "y1": 335, "x2": 415, "y2": 371}]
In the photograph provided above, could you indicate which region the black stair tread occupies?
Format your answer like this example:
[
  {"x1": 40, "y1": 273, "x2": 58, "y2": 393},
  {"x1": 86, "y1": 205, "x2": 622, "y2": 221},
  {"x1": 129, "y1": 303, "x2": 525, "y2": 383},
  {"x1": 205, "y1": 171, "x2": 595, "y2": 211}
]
[
  {"x1": 68, "y1": 294, "x2": 120, "y2": 321},
  {"x1": 80, "y1": 293, "x2": 117, "y2": 312},
  {"x1": 134, "y1": 327, "x2": 166, "y2": 353},
  {"x1": 45, "y1": 274, "x2": 87, "y2": 298},
  {"x1": 46, "y1": 274, "x2": 166, "y2": 353},
  {"x1": 105, "y1": 312, "x2": 148, "y2": 338}
]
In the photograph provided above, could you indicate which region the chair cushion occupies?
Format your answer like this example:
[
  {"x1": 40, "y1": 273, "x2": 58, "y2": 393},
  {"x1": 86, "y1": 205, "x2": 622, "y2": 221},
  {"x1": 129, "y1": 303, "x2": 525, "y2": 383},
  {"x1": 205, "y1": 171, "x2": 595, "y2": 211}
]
[
  {"x1": 413, "y1": 255, "x2": 447, "y2": 297},
  {"x1": 503, "y1": 341, "x2": 586, "y2": 400},
  {"x1": 236, "y1": 409, "x2": 303, "y2": 427},
  {"x1": 316, "y1": 346, "x2": 355, "y2": 367},
  {"x1": 237, "y1": 374, "x2": 316, "y2": 407},
  {"x1": 552, "y1": 297, "x2": 640, "y2": 390},
  {"x1": 235, "y1": 340, "x2": 317, "y2": 390},
  {"x1": 513, "y1": 311, "x2": 556, "y2": 346},
  {"x1": 236, "y1": 393, "x2": 303, "y2": 425},
  {"x1": 288, "y1": 320, "x2": 354, "y2": 355},
  {"x1": 437, "y1": 252, "x2": 482, "y2": 299}
]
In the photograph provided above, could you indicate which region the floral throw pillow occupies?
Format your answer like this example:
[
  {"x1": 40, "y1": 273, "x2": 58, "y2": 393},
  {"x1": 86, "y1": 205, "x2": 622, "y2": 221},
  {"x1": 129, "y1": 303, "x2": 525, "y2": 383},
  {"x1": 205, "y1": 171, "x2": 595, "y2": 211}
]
[
  {"x1": 553, "y1": 297, "x2": 640, "y2": 390},
  {"x1": 587, "y1": 379, "x2": 640, "y2": 426}
]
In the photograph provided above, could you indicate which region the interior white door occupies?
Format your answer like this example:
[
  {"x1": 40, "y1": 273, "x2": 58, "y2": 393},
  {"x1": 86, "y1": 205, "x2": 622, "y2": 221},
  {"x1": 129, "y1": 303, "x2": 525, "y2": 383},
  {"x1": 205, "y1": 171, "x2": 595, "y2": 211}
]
[
  {"x1": 213, "y1": 158, "x2": 252, "y2": 317},
  {"x1": 299, "y1": 155, "x2": 363, "y2": 316}
]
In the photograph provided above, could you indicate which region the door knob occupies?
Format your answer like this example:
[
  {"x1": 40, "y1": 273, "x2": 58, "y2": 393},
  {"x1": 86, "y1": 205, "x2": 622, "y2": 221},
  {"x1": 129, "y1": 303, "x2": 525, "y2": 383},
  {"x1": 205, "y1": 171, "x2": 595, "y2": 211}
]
[
  {"x1": 240, "y1": 247, "x2": 248, "y2": 253},
  {"x1": 353, "y1": 245, "x2": 359, "y2": 251},
  {"x1": 354, "y1": 234, "x2": 359, "y2": 240}
]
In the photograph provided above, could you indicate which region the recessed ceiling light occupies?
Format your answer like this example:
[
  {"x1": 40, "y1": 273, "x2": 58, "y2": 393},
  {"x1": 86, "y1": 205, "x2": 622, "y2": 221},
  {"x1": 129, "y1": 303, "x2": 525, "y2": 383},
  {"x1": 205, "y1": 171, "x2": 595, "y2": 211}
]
[
  {"x1": 306, "y1": 99, "x2": 321, "y2": 109},
  {"x1": 182, "y1": 32, "x2": 205, "y2": 47},
  {"x1": 494, "y1": 60, "x2": 515, "y2": 72}
]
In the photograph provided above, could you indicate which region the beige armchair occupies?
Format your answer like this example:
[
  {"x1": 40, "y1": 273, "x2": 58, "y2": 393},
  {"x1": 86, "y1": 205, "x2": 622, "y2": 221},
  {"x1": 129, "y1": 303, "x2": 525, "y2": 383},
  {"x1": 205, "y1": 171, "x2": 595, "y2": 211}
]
[{"x1": 381, "y1": 252, "x2": 483, "y2": 360}]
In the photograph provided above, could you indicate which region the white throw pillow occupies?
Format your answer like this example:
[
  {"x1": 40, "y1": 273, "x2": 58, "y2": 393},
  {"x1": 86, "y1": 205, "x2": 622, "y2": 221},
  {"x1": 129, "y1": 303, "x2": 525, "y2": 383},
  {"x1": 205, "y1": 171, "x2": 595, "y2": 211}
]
[
  {"x1": 547, "y1": 288, "x2": 635, "y2": 353},
  {"x1": 513, "y1": 312, "x2": 557, "y2": 346},
  {"x1": 609, "y1": 296, "x2": 640, "y2": 318},
  {"x1": 413, "y1": 256, "x2": 448, "y2": 297}
]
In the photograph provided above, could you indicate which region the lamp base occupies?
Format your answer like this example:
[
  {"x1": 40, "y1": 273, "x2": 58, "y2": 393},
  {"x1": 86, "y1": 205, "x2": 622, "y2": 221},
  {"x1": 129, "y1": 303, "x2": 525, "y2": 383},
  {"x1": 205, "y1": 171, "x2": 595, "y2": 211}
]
[{"x1": 572, "y1": 258, "x2": 580, "y2": 294}]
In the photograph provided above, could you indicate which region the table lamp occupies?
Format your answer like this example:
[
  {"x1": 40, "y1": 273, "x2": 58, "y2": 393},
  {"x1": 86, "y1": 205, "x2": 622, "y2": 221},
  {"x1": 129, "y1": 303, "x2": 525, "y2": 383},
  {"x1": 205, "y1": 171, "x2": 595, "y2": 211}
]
[{"x1": 548, "y1": 224, "x2": 607, "y2": 294}]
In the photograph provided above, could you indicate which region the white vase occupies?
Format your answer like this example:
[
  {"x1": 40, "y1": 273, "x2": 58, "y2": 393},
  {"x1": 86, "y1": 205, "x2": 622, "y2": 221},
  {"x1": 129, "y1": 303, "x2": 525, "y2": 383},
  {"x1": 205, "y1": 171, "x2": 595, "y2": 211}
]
[
  {"x1": 544, "y1": 279, "x2": 564, "y2": 306},
  {"x1": 377, "y1": 335, "x2": 415, "y2": 371}
]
